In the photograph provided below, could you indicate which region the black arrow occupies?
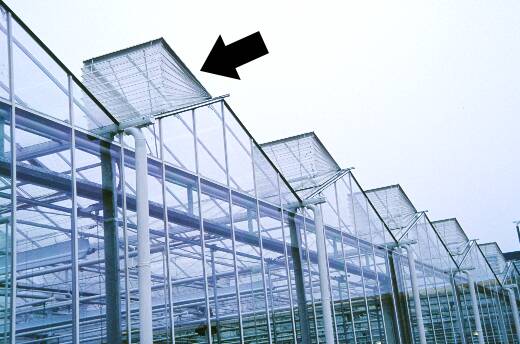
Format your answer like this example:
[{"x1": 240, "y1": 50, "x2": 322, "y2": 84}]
[{"x1": 201, "y1": 32, "x2": 268, "y2": 80}]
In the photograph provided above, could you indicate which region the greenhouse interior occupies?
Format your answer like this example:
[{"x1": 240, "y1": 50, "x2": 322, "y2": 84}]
[{"x1": 0, "y1": 1, "x2": 520, "y2": 343}]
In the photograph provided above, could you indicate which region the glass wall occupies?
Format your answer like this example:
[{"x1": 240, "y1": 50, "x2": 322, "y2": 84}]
[
  {"x1": 1, "y1": 1, "x2": 520, "y2": 343},
  {"x1": 0, "y1": 97, "x2": 11, "y2": 343}
]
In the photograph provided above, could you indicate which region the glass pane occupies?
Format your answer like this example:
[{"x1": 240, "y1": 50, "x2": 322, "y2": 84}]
[
  {"x1": 72, "y1": 80, "x2": 114, "y2": 131},
  {"x1": 75, "y1": 132, "x2": 124, "y2": 342},
  {"x1": 12, "y1": 18, "x2": 69, "y2": 123},
  {"x1": 231, "y1": 191, "x2": 270, "y2": 340},
  {"x1": 0, "y1": 102, "x2": 11, "y2": 343},
  {"x1": 224, "y1": 105, "x2": 255, "y2": 196},
  {"x1": 200, "y1": 179, "x2": 241, "y2": 342},
  {"x1": 195, "y1": 105, "x2": 226, "y2": 185},
  {"x1": 252, "y1": 144, "x2": 280, "y2": 205},
  {"x1": 162, "y1": 164, "x2": 208, "y2": 342},
  {"x1": 14, "y1": 108, "x2": 73, "y2": 342},
  {"x1": 144, "y1": 123, "x2": 160, "y2": 158},
  {"x1": 259, "y1": 204, "x2": 295, "y2": 342},
  {"x1": 161, "y1": 111, "x2": 196, "y2": 173}
]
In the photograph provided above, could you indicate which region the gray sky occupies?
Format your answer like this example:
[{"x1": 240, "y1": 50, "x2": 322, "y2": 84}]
[{"x1": 6, "y1": 0, "x2": 520, "y2": 251}]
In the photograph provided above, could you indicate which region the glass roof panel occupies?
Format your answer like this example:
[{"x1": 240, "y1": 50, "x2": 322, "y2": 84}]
[
  {"x1": 261, "y1": 132, "x2": 340, "y2": 198},
  {"x1": 82, "y1": 38, "x2": 211, "y2": 124}
]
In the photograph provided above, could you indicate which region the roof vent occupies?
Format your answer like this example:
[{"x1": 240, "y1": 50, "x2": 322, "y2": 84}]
[
  {"x1": 82, "y1": 38, "x2": 211, "y2": 124},
  {"x1": 261, "y1": 132, "x2": 340, "y2": 197}
]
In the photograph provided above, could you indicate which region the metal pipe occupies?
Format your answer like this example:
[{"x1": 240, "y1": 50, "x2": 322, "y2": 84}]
[
  {"x1": 461, "y1": 271, "x2": 485, "y2": 344},
  {"x1": 120, "y1": 135, "x2": 132, "y2": 344},
  {"x1": 250, "y1": 138, "x2": 274, "y2": 344},
  {"x1": 7, "y1": 11, "x2": 18, "y2": 344},
  {"x1": 100, "y1": 138, "x2": 122, "y2": 344},
  {"x1": 506, "y1": 287, "x2": 520, "y2": 342},
  {"x1": 402, "y1": 244, "x2": 427, "y2": 344},
  {"x1": 68, "y1": 74, "x2": 80, "y2": 344},
  {"x1": 158, "y1": 118, "x2": 175, "y2": 343},
  {"x1": 306, "y1": 204, "x2": 334, "y2": 344},
  {"x1": 124, "y1": 127, "x2": 152, "y2": 344}
]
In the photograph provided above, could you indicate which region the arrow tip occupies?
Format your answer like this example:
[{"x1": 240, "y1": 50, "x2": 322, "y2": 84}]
[{"x1": 201, "y1": 35, "x2": 240, "y2": 80}]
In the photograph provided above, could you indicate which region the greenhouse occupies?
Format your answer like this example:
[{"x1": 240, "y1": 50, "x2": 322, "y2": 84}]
[{"x1": 0, "y1": 1, "x2": 519, "y2": 343}]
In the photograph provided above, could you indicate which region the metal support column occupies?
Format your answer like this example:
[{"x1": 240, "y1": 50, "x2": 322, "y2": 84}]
[
  {"x1": 159, "y1": 119, "x2": 176, "y2": 343},
  {"x1": 210, "y1": 249, "x2": 221, "y2": 344},
  {"x1": 220, "y1": 101, "x2": 244, "y2": 342},
  {"x1": 449, "y1": 273, "x2": 467, "y2": 344},
  {"x1": 100, "y1": 138, "x2": 122, "y2": 344},
  {"x1": 402, "y1": 244, "x2": 427, "y2": 344},
  {"x1": 506, "y1": 287, "x2": 520, "y2": 342},
  {"x1": 462, "y1": 271, "x2": 485, "y2": 344},
  {"x1": 385, "y1": 251, "x2": 405, "y2": 344},
  {"x1": 277, "y1": 177, "x2": 298, "y2": 343},
  {"x1": 287, "y1": 212, "x2": 311, "y2": 344},
  {"x1": 68, "y1": 75, "x2": 80, "y2": 344},
  {"x1": 6, "y1": 11, "x2": 17, "y2": 344},
  {"x1": 250, "y1": 138, "x2": 273, "y2": 344},
  {"x1": 124, "y1": 128, "x2": 153, "y2": 344},
  {"x1": 306, "y1": 203, "x2": 334, "y2": 344},
  {"x1": 192, "y1": 109, "x2": 213, "y2": 344},
  {"x1": 120, "y1": 136, "x2": 132, "y2": 344}
]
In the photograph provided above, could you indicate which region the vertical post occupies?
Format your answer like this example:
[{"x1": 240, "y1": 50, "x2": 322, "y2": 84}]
[
  {"x1": 346, "y1": 175, "x2": 375, "y2": 340},
  {"x1": 6, "y1": 12, "x2": 17, "y2": 344},
  {"x1": 462, "y1": 271, "x2": 485, "y2": 344},
  {"x1": 68, "y1": 75, "x2": 80, "y2": 344},
  {"x1": 249, "y1": 271, "x2": 259, "y2": 339},
  {"x1": 210, "y1": 249, "x2": 221, "y2": 344},
  {"x1": 220, "y1": 101, "x2": 244, "y2": 342},
  {"x1": 266, "y1": 266, "x2": 278, "y2": 342},
  {"x1": 492, "y1": 289, "x2": 509, "y2": 343},
  {"x1": 287, "y1": 212, "x2": 311, "y2": 344},
  {"x1": 120, "y1": 136, "x2": 132, "y2": 344},
  {"x1": 100, "y1": 138, "x2": 122, "y2": 344},
  {"x1": 124, "y1": 128, "x2": 152, "y2": 344},
  {"x1": 386, "y1": 250, "x2": 406, "y2": 344},
  {"x1": 506, "y1": 287, "x2": 520, "y2": 342},
  {"x1": 192, "y1": 109, "x2": 213, "y2": 344},
  {"x1": 159, "y1": 119, "x2": 176, "y2": 343},
  {"x1": 449, "y1": 273, "x2": 467, "y2": 344},
  {"x1": 2, "y1": 221, "x2": 7, "y2": 344},
  {"x1": 401, "y1": 244, "x2": 427, "y2": 344},
  {"x1": 306, "y1": 204, "x2": 334, "y2": 344},
  {"x1": 250, "y1": 138, "x2": 273, "y2": 344},
  {"x1": 301, "y1": 214, "x2": 322, "y2": 342},
  {"x1": 334, "y1": 182, "x2": 359, "y2": 343},
  {"x1": 277, "y1": 177, "x2": 297, "y2": 343}
]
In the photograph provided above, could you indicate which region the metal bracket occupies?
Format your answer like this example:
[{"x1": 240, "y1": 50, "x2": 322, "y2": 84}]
[
  {"x1": 92, "y1": 115, "x2": 156, "y2": 137},
  {"x1": 117, "y1": 115, "x2": 156, "y2": 131},
  {"x1": 454, "y1": 267, "x2": 476, "y2": 274},
  {"x1": 89, "y1": 94, "x2": 229, "y2": 137},
  {"x1": 286, "y1": 196, "x2": 326, "y2": 210},
  {"x1": 396, "y1": 211, "x2": 427, "y2": 242},
  {"x1": 305, "y1": 168, "x2": 354, "y2": 199},
  {"x1": 384, "y1": 239, "x2": 417, "y2": 250},
  {"x1": 458, "y1": 240, "x2": 477, "y2": 267}
]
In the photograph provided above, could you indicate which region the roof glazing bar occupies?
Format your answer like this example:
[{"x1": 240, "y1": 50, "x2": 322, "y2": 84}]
[
  {"x1": 458, "y1": 239, "x2": 477, "y2": 267},
  {"x1": 305, "y1": 168, "x2": 352, "y2": 199},
  {"x1": 397, "y1": 211, "x2": 427, "y2": 242}
]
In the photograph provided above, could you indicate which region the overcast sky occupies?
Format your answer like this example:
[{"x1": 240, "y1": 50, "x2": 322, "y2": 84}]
[{"x1": 6, "y1": 0, "x2": 520, "y2": 251}]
